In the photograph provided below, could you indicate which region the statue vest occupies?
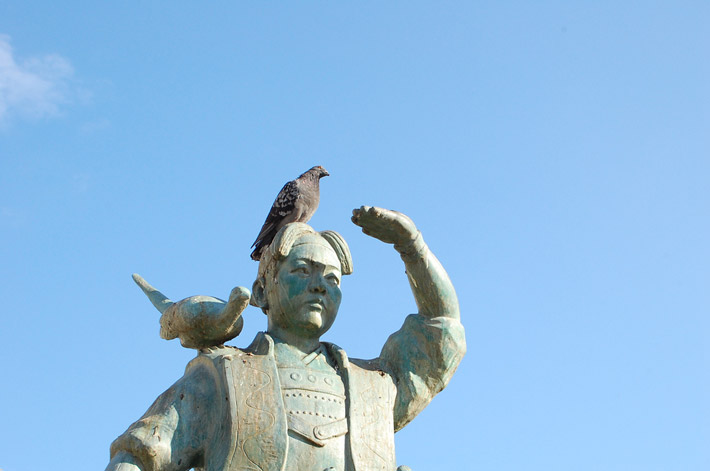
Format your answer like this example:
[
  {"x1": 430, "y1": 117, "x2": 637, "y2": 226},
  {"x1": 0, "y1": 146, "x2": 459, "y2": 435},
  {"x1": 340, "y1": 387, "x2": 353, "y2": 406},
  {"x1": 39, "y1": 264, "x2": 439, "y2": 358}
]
[{"x1": 191, "y1": 333, "x2": 397, "y2": 471}]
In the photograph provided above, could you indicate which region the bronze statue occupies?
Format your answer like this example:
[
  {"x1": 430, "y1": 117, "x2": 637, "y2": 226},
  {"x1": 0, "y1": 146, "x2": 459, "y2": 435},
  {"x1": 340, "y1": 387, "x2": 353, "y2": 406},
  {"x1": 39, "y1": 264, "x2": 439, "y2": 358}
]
[{"x1": 106, "y1": 206, "x2": 465, "y2": 471}]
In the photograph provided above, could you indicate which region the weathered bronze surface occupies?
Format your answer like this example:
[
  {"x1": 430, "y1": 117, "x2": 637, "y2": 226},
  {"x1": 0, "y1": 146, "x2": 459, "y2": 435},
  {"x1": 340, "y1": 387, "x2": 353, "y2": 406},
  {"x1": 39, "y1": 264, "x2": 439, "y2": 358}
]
[{"x1": 106, "y1": 206, "x2": 465, "y2": 471}]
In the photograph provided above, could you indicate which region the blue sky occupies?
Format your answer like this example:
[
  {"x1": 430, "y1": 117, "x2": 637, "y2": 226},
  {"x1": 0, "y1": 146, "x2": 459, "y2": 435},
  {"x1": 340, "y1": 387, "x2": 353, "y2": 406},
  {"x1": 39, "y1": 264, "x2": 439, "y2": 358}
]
[{"x1": 1, "y1": 2, "x2": 708, "y2": 470}]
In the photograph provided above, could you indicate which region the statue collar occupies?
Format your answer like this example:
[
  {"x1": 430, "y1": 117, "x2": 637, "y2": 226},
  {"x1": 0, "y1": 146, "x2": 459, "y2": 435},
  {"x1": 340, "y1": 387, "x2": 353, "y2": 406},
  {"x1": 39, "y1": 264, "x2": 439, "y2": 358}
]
[{"x1": 244, "y1": 332, "x2": 349, "y2": 370}]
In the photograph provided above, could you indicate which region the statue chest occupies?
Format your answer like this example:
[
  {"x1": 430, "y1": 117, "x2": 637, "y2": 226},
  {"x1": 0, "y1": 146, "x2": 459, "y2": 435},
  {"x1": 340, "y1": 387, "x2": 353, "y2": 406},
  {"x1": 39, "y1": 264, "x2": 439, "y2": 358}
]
[
  {"x1": 278, "y1": 366, "x2": 349, "y2": 470},
  {"x1": 215, "y1": 340, "x2": 396, "y2": 471},
  {"x1": 279, "y1": 366, "x2": 347, "y2": 429}
]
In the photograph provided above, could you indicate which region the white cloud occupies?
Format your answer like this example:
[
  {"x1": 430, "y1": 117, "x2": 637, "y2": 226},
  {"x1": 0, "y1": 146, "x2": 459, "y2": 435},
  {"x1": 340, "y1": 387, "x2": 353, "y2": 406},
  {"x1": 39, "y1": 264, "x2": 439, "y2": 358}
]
[{"x1": 0, "y1": 35, "x2": 75, "y2": 123}]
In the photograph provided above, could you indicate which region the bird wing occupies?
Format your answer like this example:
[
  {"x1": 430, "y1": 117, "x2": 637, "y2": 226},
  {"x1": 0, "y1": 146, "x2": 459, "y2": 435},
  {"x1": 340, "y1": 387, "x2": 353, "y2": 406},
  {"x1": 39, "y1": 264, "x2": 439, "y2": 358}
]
[{"x1": 251, "y1": 180, "x2": 301, "y2": 248}]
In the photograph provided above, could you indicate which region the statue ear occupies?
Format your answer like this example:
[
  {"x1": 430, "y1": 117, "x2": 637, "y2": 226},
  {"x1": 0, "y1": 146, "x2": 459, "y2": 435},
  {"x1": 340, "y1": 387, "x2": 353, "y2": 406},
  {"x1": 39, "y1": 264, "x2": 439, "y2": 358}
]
[{"x1": 250, "y1": 278, "x2": 268, "y2": 314}]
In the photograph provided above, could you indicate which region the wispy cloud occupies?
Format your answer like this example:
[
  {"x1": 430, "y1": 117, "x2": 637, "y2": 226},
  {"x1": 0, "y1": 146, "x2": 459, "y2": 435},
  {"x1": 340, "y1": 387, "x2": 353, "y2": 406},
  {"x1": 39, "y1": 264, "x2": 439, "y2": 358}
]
[{"x1": 0, "y1": 34, "x2": 75, "y2": 124}]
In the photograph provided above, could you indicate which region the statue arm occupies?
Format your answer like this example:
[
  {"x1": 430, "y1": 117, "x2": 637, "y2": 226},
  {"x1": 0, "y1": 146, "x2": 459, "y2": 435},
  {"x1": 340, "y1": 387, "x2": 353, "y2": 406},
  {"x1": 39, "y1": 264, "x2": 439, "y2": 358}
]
[
  {"x1": 106, "y1": 451, "x2": 143, "y2": 471},
  {"x1": 352, "y1": 206, "x2": 466, "y2": 430},
  {"x1": 106, "y1": 360, "x2": 220, "y2": 471},
  {"x1": 351, "y1": 206, "x2": 459, "y2": 320},
  {"x1": 397, "y1": 230, "x2": 459, "y2": 320}
]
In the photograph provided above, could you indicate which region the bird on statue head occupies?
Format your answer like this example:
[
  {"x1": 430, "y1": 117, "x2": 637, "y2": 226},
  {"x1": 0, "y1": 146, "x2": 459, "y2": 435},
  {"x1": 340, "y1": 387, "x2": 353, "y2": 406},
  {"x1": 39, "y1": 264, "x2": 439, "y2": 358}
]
[{"x1": 250, "y1": 165, "x2": 330, "y2": 261}]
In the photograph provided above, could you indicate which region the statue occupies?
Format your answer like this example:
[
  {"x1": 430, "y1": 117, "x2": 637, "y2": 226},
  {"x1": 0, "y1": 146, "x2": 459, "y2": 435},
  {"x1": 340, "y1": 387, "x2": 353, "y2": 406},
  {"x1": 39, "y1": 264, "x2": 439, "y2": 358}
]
[{"x1": 106, "y1": 206, "x2": 466, "y2": 471}]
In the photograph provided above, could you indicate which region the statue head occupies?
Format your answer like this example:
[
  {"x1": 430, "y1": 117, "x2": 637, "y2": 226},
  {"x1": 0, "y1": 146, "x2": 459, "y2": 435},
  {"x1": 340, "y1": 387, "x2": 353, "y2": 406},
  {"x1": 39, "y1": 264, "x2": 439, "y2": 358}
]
[{"x1": 251, "y1": 223, "x2": 353, "y2": 344}]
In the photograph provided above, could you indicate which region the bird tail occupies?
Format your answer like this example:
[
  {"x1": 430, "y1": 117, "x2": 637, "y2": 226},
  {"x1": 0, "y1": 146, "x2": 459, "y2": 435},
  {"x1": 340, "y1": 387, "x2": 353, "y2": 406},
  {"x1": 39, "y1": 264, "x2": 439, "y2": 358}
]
[
  {"x1": 250, "y1": 245, "x2": 263, "y2": 261},
  {"x1": 132, "y1": 273, "x2": 174, "y2": 314}
]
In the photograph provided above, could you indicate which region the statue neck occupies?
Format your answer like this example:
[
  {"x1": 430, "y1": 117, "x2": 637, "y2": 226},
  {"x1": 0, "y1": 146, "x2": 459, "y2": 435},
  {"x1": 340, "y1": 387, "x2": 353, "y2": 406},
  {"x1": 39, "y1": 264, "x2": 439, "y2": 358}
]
[{"x1": 267, "y1": 328, "x2": 321, "y2": 357}]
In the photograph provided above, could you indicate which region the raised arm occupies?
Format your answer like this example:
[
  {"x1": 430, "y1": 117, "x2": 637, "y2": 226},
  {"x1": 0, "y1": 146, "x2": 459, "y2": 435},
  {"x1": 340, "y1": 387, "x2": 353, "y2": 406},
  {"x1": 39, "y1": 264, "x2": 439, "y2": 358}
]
[
  {"x1": 352, "y1": 206, "x2": 465, "y2": 430},
  {"x1": 351, "y1": 206, "x2": 459, "y2": 320}
]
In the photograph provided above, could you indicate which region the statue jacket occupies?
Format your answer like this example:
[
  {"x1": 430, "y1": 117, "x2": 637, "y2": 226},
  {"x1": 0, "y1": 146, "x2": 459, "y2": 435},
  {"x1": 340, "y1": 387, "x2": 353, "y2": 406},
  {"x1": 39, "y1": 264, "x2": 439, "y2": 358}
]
[{"x1": 109, "y1": 314, "x2": 465, "y2": 471}]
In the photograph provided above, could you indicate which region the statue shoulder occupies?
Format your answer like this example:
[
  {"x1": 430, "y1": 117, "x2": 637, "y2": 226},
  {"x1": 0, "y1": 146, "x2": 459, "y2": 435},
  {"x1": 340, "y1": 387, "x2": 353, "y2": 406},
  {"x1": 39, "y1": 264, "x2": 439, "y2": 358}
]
[
  {"x1": 184, "y1": 345, "x2": 245, "y2": 375},
  {"x1": 348, "y1": 357, "x2": 390, "y2": 374},
  {"x1": 322, "y1": 342, "x2": 393, "y2": 378},
  {"x1": 185, "y1": 333, "x2": 271, "y2": 371}
]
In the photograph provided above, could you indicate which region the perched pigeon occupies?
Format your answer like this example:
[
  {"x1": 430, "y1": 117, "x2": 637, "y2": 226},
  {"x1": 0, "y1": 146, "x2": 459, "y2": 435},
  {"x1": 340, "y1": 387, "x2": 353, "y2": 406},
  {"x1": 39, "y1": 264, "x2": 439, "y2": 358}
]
[{"x1": 250, "y1": 165, "x2": 329, "y2": 260}]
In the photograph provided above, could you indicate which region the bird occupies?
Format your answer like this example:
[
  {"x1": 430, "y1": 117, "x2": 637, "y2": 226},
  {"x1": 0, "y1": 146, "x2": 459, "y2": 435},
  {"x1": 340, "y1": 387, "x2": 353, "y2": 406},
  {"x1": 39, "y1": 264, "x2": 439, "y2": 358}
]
[
  {"x1": 132, "y1": 273, "x2": 250, "y2": 350},
  {"x1": 250, "y1": 165, "x2": 329, "y2": 260}
]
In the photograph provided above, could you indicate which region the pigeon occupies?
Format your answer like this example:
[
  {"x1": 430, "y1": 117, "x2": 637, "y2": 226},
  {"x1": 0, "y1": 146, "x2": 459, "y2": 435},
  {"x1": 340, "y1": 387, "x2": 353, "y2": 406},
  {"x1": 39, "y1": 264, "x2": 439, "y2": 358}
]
[{"x1": 250, "y1": 165, "x2": 329, "y2": 261}]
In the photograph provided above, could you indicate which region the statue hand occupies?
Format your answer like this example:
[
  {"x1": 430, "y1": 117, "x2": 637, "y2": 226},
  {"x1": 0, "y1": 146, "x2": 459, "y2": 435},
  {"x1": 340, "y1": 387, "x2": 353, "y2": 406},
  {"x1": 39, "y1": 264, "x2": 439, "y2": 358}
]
[{"x1": 351, "y1": 206, "x2": 418, "y2": 246}]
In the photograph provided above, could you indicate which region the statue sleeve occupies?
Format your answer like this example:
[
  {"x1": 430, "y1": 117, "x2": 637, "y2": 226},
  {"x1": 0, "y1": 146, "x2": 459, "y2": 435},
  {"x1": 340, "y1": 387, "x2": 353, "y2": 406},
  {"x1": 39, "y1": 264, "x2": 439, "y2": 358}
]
[
  {"x1": 107, "y1": 359, "x2": 221, "y2": 471},
  {"x1": 380, "y1": 313, "x2": 466, "y2": 431}
]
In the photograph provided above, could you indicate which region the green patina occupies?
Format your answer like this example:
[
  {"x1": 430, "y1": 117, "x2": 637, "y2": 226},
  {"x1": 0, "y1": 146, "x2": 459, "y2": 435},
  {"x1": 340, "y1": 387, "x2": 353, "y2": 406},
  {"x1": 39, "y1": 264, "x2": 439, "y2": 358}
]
[{"x1": 107, "y1": 206, "x2": 465, "y2": 471}]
